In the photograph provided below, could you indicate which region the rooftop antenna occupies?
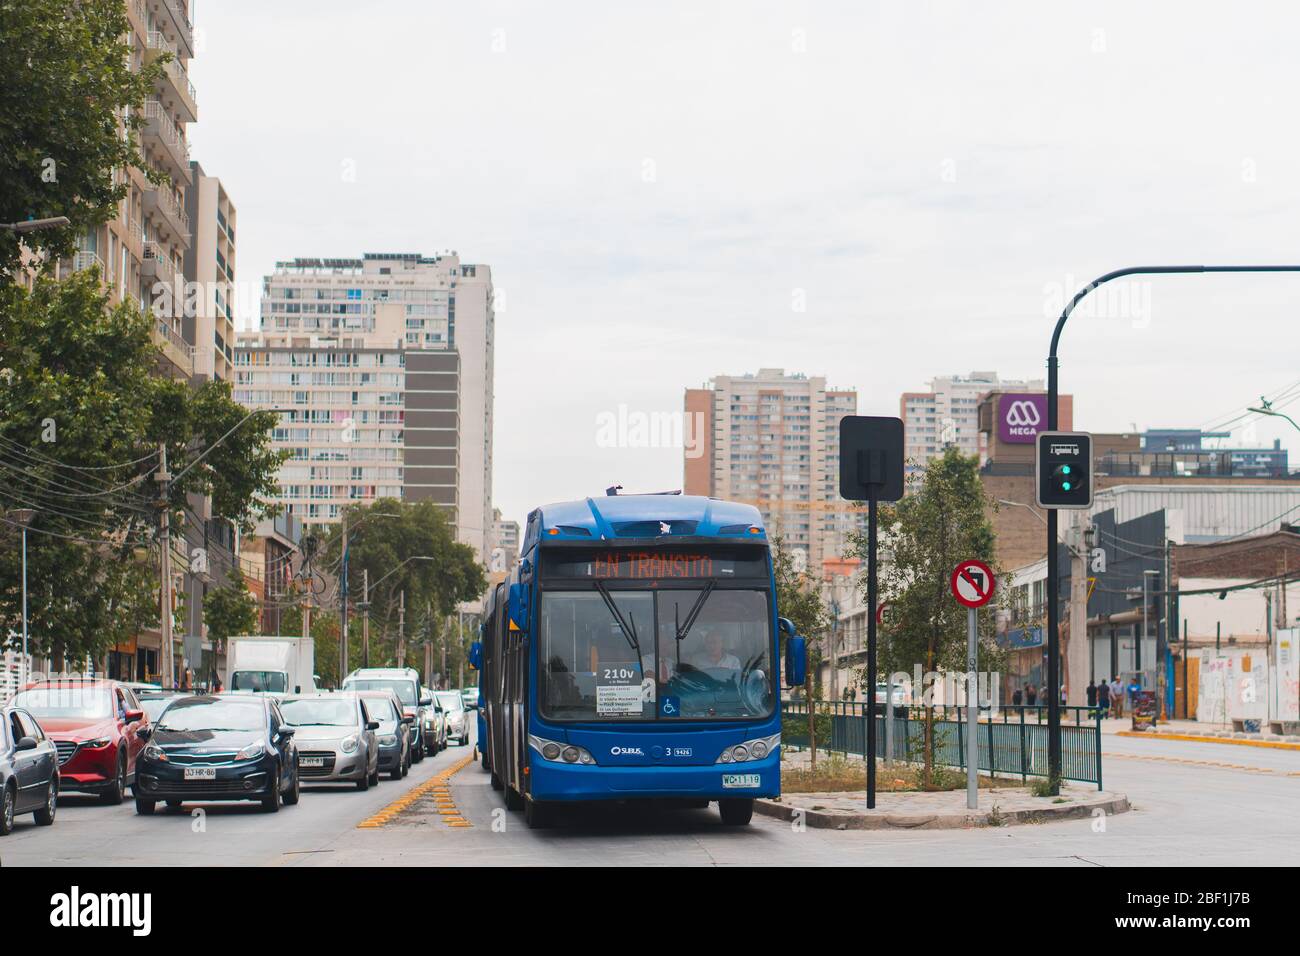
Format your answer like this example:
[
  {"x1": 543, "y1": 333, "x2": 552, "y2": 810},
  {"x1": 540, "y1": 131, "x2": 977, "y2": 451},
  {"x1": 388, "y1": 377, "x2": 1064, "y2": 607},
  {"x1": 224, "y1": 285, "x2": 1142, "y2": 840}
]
[{"x1": 605, "y1": 484, "x2": 623, "y2": 496}]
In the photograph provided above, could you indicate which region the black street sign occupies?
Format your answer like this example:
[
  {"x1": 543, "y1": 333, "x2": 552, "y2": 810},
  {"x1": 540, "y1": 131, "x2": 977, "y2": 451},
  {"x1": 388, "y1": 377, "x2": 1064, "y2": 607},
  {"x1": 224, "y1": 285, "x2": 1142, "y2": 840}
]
[{"x1": 839, "y1": 416, "x2": 905, "y2": 503}]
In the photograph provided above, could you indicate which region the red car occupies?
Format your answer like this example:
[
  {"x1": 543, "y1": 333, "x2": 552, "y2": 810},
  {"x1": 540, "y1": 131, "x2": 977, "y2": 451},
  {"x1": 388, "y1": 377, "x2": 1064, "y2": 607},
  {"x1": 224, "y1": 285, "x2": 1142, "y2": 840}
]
[{"x1": 8, "y1": 679, "x2": 149, "y2": 804}]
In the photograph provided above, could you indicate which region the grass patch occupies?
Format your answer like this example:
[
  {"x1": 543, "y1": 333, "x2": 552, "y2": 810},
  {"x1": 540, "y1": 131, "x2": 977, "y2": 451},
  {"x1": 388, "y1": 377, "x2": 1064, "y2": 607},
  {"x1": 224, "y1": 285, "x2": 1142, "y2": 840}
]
[{"x1": 782, "y1": 756, "x2": 1007, "y2": 793}]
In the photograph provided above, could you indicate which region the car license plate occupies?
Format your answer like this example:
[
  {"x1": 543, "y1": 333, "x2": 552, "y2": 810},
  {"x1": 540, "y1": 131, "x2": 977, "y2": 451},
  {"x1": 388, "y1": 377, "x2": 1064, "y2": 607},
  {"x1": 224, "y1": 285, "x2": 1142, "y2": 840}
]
[
  {"x1": 722, "y1": 773, "x2": 761, "y2": 789},
  {"x1": 183, "y1": 767, "x2": 216, "y2": 780},
  {"x1": 300, "y1": 756, "x2": 325, "y2": 768}
]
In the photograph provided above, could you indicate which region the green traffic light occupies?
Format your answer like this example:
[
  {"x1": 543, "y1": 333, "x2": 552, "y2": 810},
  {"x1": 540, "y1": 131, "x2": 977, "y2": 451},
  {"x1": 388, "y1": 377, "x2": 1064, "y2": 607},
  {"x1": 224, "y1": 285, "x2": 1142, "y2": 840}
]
[
  {"x1": 1062, "y1": 481, "x2": 1072, "y2": 491},
  {"x1": 1062, "y1": 465, "x2": 1071, "y2": 474}
]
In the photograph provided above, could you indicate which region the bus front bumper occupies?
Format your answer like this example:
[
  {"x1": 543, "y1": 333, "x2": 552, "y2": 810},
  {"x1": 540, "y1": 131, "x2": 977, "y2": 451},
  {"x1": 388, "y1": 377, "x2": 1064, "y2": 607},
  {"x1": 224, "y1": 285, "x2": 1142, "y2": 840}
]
[{"x1": 528, "y1": 752, "x2": 779, "y2": 802}]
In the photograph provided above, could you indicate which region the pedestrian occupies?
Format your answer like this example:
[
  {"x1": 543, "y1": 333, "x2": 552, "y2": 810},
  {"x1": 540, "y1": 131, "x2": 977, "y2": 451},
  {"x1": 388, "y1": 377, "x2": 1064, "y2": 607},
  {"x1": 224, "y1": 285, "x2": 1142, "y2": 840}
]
[
  {"x1": 1012, "y1": 686, "x2": 1023, "y2": 707},
  {"x1": 1110, "y1": 676, "x2": 1124, "y2": 718},
  {"x1": 1025, "y1": 683, "x2": 1037, "y2": 706},
  {"x1": 213, "y1": 675, "x2": 224, "y2": 694},
  {"x1": 1097, "y1": 678, "x2": 1110, "y2": 717},
  {"x1": 1086, "y1": 679, "x2": 1097, "y2": 708}
]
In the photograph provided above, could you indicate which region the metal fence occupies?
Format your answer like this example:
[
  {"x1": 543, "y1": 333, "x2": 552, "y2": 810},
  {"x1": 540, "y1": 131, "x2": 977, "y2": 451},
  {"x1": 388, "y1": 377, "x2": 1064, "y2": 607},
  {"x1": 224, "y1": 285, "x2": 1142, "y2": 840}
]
[{"x1": 781, "y1": 701, "x2": 1103, "y2": 789}]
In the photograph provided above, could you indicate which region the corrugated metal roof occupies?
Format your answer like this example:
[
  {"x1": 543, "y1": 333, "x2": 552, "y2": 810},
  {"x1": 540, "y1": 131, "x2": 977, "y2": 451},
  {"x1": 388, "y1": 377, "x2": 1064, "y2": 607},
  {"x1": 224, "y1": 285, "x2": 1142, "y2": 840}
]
[{"x1": 1094, "y1": 484, "x2": 1300, "y2": 543}]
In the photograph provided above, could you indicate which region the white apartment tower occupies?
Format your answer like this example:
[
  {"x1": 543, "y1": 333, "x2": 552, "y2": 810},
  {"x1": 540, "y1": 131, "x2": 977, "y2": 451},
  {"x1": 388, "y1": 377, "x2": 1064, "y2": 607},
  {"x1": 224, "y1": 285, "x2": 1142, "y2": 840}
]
[
  {"x1": 900, "y1": 370, "x2": 1045, "y2": 471},
  {"x1": 684, "y1": 369, "x2": 860, "y2": 573},
  {"x1": 233, "y1": 252, "x2": 495, "y2": 563}
]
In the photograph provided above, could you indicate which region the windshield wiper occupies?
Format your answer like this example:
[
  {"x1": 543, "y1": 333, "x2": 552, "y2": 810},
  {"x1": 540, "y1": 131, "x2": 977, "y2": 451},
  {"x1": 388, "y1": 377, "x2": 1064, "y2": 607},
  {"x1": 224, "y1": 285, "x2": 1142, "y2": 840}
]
[
  {"x1": 674, "y1": 581, "x2": 716, "y2": 644},
  {"x1": 593, "y1": 580, "x2": 643, "y2": 660}
]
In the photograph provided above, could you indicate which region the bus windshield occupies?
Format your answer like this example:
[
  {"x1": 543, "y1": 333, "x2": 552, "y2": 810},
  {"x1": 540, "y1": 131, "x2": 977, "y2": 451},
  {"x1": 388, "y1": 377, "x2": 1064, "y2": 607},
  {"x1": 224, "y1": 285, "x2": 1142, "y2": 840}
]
[{"x1": 539, "y1": 588, "x2": 773, "y2": 722}]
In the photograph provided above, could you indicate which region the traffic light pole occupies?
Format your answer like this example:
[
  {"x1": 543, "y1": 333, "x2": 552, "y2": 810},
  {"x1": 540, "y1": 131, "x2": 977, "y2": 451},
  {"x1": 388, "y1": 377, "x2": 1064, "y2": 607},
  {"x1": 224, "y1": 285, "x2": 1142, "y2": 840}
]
[{"x1": 1046, "y1": 264, "x2": 1300, "y2": 793}]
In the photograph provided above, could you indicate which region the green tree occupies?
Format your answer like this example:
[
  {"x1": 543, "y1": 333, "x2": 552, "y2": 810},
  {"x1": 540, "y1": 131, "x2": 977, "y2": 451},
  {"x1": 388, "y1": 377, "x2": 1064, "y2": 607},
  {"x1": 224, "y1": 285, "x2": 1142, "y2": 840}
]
[
  {"x1": 0, "y1": 273, "x2": 285, "y2": 670},
  {"x1": 772, "y1": 534, "x2": 829, "y2": 762},
  {"x1": 321, "y1": 499, "x2": 486, "y2": 675},
  {"x1": 203, "y1": 567, "x2": 260, "y2": 646},
  {"x1": 848, "y1": 446, "x2": 1006, "y2": 788},
  {"x1": 0, "y1": 0, "x2": 168, "y2": 274}
]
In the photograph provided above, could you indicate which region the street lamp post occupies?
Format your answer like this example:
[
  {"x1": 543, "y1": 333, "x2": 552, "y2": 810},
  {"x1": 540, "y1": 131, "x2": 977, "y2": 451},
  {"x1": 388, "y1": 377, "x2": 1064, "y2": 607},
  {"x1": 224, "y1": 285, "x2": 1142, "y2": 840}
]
[
  {"x1": 1046, "y1": 264, "x2": 1300, "y2": 791},
  {"x1": 9, "y1": 509, "x2": 36, "y2": 688}
]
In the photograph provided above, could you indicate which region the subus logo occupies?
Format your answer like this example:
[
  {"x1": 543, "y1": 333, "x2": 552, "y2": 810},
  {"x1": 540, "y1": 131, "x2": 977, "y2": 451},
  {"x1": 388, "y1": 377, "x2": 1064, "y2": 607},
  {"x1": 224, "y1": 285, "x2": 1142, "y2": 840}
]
[
  {"x1": 1005, "y1": 401, "x2": 1041, "y2": 428},
  {"x1": 49, "y1": 886, "x2": 151, "y2": 936},
  {"x1": 610, "y1": 746, "x2": 644, "y2": 756}
]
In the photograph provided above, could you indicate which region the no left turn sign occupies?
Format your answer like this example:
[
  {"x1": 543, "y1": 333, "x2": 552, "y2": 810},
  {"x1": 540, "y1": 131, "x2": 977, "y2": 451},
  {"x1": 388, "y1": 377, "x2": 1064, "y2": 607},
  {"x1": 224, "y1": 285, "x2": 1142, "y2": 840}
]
[{"x1": 950, "y1": 559, "x2": 995, "y2": 609}]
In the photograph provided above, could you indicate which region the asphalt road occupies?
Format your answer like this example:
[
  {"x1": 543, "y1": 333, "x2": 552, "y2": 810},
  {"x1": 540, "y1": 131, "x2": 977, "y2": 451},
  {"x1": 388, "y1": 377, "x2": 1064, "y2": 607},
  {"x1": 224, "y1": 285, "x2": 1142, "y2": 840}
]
[{"x1": 4, "y1": 727, "x2": 1298, "y2": 866}]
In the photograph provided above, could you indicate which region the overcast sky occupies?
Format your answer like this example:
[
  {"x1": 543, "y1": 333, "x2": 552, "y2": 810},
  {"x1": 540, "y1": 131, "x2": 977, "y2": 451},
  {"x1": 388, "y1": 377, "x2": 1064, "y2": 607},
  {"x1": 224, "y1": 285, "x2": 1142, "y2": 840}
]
[{"x1": 188, "y1": 1, "x2": 1300, "y2": 527}]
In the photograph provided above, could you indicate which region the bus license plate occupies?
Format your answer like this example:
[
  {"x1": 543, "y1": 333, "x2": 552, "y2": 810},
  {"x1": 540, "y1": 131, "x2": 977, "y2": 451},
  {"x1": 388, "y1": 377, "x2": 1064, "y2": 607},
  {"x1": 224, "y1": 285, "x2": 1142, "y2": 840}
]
[
  {"x1": 722, "y1": 773, "x2": 761, "y2": 789},
  {"x1": 183, "y1": 767, "x2": 216, "y2": 780}
]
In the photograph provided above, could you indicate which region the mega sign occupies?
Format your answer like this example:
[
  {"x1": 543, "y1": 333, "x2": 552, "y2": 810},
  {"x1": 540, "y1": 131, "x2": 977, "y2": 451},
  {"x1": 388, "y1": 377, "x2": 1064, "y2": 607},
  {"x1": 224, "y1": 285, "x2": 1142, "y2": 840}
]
[{"x1": 998, "y1": 393, "x2": 1048, "y2": 444}]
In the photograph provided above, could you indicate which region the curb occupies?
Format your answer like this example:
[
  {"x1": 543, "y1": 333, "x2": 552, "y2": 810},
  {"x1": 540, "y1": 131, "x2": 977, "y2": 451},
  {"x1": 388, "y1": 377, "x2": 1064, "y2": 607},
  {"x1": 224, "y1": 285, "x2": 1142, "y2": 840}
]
[
  {"x1": 357, "y1": 753, "x2": 475, "y2": 829},
  {"x1": 1116, "y1": 731, "x2": 1300, "y2": 751},
  {"x1": 754, "y1": 791, "x2": 1130, "y2": 830}
]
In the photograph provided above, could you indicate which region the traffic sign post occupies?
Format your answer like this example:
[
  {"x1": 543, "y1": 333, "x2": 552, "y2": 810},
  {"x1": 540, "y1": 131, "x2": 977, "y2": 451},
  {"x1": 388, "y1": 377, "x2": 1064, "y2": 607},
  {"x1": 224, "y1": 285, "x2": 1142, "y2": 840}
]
[
  {"x1": 839, "y1": 416, "x2": 904, "y2": 810},
  {"x1": 951, "y1": 559, "x2": 994, "y2": 810}
]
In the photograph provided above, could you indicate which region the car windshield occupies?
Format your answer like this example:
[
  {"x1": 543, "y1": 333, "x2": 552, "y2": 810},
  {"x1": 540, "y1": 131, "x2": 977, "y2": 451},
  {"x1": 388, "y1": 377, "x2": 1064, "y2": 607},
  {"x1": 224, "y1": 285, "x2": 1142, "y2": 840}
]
[
  {"x1": 230, "y1": 670, "x2": 287, "y2": 693},
  {"x1": 436, "y1": 692, "x2": 463, "y2": 712},
  {"x1": 280, "y1": 698, "x2": 357, "y2": 727},
  {"x1": 155, "y1": 699, "x2": 265, "y2": 733},
  {"x1": 358, "y1": 698, "x2": 398, "y2": 724},
  {"x1": 139, "y1": 697, "x2": 176, "y2": 722},
  {"x1": 345, "y1": 679, "x2": 416, "y2": 705},
  {"x1": 539, "y1": 588, "x2": 774, "y2": 721},
  {"x1": 10, "y1": 686, "x2": 114, "y2": 719}
]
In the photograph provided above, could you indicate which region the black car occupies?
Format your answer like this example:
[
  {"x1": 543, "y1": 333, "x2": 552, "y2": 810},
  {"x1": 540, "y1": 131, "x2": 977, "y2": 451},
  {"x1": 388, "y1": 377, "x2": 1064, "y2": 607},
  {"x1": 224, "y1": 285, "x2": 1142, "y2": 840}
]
[
  {"x1": 1, "y1": 706, "x2": 59, "y2": 835},
  {"x1": 134, "y1": 695, "x2": 300, "y2": 815}
]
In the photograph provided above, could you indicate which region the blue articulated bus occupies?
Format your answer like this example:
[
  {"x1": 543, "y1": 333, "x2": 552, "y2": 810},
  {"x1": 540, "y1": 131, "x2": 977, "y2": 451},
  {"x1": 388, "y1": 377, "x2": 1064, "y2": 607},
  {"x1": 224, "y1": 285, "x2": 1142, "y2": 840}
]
[{"x1": 471, "y1": 493, "x2": 807, "y2": 828}]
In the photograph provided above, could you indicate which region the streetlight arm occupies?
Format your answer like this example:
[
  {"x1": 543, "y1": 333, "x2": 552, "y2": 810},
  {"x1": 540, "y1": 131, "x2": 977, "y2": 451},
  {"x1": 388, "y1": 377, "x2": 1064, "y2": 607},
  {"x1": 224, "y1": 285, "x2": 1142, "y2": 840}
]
[{"x1": 1249, "y1": 406, "x2": 1300, "y2": 435}]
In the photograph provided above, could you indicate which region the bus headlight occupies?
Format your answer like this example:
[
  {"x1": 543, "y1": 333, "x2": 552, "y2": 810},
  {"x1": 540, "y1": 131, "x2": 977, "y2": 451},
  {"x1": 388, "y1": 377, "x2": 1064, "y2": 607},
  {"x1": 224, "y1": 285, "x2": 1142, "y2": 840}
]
[
  {"x1": 529, "y1": 735, "x2": 595, "y2": 765},
  {"x1": 716, "y1": 733, "x2": 780, "y2": 765}
]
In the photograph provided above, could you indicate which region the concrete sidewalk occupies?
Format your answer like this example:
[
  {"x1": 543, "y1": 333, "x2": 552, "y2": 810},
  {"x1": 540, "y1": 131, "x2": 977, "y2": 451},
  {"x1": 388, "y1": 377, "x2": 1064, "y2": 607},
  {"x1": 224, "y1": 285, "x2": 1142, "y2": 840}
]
[
  {"x1": 1100, "y1": 716, "x2": 1300, "y2": 748},
  {"x1": 757, "y1": 784, "x2": 1130, "y2": 830}
]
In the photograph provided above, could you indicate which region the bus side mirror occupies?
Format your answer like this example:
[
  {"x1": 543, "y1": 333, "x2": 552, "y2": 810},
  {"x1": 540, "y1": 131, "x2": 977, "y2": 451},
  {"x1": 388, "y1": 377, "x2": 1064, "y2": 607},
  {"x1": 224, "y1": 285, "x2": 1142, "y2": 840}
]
[
  {"x1": 779, "y1": 618, "x2": 806, "y2": 688},
  {"x1": 468, "y1": 641, "x2": 483, "y2": 670},
  {"x1": 508, "y1": 583, "x2": 529, "y2": 634}
]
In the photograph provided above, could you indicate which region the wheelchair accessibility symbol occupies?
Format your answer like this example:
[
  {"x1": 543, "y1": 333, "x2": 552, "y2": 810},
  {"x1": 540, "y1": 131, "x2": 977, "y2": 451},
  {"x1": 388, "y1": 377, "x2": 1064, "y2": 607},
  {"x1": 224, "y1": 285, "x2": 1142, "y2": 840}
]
[{"x1": 660, "y1": 695, "x2": 680, "y2": 717}]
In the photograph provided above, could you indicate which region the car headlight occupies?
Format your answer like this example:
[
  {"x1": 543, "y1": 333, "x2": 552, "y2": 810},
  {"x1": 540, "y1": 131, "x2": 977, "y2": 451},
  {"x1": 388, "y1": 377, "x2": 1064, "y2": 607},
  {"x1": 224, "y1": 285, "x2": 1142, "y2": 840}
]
[
  {"x1": 340, "y1": 733, "x2": 360, "y2": 754},
  {"x1": 379, "y1": 734, "x2": 397, "y2": 746},
  {"x1": 236, "y1": 740, "x2": 266, "y2": 761},
  {"x1": 528, "y1": 735, "x2": 595, "y2": 765},
  {"x1": 83, "y1": 737, "x2": 113, "y2": 749},
  {"x1": 143, "y1": 743, "x2": 167, "y2": 762},
  {"x1": 715, "y1": 733, "x2": 780, "y2": 765}
]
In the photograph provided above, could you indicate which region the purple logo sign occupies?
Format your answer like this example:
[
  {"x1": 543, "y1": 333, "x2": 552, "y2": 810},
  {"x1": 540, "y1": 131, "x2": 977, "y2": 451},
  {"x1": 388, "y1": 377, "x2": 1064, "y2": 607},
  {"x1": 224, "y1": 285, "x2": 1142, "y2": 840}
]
[{"x1": 998, "y1": 393, "x2": 1047, "y2": 444}]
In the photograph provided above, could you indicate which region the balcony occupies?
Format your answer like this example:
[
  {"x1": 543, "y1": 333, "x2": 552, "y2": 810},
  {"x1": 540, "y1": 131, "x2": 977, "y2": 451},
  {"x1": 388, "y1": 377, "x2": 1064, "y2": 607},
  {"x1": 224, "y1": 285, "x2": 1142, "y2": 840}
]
[
  {"x1": 141, "y1": 240, "x2": 177, "y2": 288},
  {"x1": 152, "y1": 319, "x2": 194, "y2": 379},
  {"x1": 69, "y1": 250, "x2": 104, "y2": 275},
  {"x1": 149, "y1": 0, "x2": 193, "y2": 57},
  {"x1": 141, "y1": 99, "x2": 191, "y2": 184},
  {"x1": 142, "y1": 183, "x2": 190, "y2": 248},
  {"x1": 145, "y1": 32, "x2": 198, "y2": 123}
]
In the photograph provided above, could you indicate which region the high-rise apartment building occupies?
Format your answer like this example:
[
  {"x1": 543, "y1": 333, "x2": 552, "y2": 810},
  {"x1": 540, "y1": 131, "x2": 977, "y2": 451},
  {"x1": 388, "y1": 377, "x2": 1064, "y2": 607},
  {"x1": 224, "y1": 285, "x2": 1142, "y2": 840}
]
[
  {"x1": 684, "y1": 369, "x2": 860, "y2": 573},
  {"x1": 901, "y1": 371, "x2": 1047, "y2": 471},
  {"x1": 182, "y1": 161, "x2": 237, "y2": 381},
  {"x1": 48, "y1": 0, "x2": 199, "y2": 381},
  {"x1": 492, "y1": 508, "x2": 521, "y2": 575},
  {"x1": 233, "y1": 252, "x2": 495, "y2": 563}
]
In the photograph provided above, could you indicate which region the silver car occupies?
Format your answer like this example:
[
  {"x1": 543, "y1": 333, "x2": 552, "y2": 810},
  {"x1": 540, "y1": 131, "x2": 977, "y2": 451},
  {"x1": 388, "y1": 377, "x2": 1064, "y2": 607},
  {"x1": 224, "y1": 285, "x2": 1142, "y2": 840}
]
[
  {"x1": 279, "y1": 693, "x2": 379, "y2": 791},
  {"x1": 435, "y1": 691, "x2": 470, "y2": 747}
]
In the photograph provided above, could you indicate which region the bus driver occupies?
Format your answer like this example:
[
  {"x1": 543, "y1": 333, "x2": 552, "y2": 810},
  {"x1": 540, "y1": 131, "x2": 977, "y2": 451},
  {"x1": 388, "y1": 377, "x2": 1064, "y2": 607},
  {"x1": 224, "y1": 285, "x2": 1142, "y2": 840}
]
[{"x1": 691, "y1": 627, "x2": 741, "y2": 679}]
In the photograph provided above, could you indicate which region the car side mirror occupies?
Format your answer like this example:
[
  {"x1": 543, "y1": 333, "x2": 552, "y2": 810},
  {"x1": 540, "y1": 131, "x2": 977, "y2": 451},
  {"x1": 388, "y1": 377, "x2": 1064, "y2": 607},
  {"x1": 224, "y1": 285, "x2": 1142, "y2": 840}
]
[
  {"x1": 401, "y1": 715, "x2": 414, "y2": 724},
  {"x1": 16, "y1": 736, "x2": 37, "y2": 751},
  {"x1": 278, "y1": 726, "x2": 296, "y2": 738},
  {"x1": 136, "y1": 726, "x2": 152, "y2": 740},
  {"x1": 468, "y1": 641, "x2": 483, "y2": 670},
  {"x1": 125, "y1": 709, "x2": 145, "y2": 723},
  {"x1": 366, "y1": 720, "x2": 380, "y2": 731},
  {"x1": 419, "y1": 695, "x2": 433, "y2": 707}
]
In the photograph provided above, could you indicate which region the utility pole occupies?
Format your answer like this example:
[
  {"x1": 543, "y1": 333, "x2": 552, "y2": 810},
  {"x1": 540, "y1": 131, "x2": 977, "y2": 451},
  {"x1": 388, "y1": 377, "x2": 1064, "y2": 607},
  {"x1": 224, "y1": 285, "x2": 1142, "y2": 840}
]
[
  {"x1": 156, "y1": 444, "x2": 175, "y2": 689},
  {"x1": 457, "y1": 606, "x2": 464, "y2": 690},
  {"x1": 441, "y1": 615, "x2": 448, "y2": 690},
  {"x1": 339, "y1": 509, "x2": 348, "y2": 684},
  {"x1": 396, "y1": 589, "x2": 406, "y2": 666},
  {"x1": 361, "y1": 568, "x2": 370, "y2": 667},
  {"x1": 423, "y1": 601, "x2": 432, "y2": 687},
  {"x1": 1067, "y1": 513, "x2": 1089, "y2": 707}
]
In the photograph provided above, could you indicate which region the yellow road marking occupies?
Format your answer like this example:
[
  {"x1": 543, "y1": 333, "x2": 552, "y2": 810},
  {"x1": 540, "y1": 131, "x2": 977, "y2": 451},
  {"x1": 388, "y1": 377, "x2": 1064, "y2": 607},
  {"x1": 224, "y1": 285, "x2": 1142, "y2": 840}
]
[
  {"x1": 1110, "y1": 751, "x2": 1300, "y2": 776},
  {"x1": 1116, "y1": 731, "x2": 1300, "y2": 751},
  {"x1": 356, "y1": 753, "x2": 476, "y2": 829}
]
